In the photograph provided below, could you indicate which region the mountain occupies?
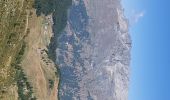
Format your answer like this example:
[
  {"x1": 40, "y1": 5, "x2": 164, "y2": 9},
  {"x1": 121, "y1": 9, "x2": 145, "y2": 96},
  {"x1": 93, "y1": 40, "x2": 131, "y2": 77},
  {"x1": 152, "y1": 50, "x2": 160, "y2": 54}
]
[{"x1": 55, "y1": 0, "x2": 131, "y2": 99}]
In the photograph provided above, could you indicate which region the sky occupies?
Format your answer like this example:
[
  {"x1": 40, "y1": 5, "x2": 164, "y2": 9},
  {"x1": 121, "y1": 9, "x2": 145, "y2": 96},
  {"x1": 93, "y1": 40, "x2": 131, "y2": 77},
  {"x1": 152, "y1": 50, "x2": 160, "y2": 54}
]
[{"x1": 122, "y1": 0, "x2": 170, "y2": 100}]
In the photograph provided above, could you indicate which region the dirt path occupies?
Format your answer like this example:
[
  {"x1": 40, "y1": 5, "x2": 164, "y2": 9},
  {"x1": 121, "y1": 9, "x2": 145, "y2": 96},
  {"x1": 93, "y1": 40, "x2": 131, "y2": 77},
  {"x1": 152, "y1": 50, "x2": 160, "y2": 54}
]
[{"x1": 24, "y1": 10, "x2": 29, "y2": 34}]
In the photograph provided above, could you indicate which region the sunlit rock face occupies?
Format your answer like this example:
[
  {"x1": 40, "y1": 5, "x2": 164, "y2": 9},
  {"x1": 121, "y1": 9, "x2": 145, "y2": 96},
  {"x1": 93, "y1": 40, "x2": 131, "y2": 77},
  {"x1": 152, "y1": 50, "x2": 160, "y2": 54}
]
[{"x1": 56, "y1": 0, "x2": 131, "y2": 100}]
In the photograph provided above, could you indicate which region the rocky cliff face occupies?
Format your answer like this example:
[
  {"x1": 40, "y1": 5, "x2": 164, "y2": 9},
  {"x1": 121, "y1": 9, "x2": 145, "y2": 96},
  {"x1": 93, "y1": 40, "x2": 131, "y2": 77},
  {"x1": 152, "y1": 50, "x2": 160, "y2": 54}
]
[{"x1": 55, "y1": 0, "x2": 131, "y2": 99}]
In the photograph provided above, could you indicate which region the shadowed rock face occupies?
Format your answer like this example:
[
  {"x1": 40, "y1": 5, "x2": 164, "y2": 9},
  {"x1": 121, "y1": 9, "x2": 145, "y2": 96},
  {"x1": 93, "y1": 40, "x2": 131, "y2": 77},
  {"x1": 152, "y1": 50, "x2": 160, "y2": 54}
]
[{"x1": 56, "y1": 0, "x2": 131, "y2": 100}]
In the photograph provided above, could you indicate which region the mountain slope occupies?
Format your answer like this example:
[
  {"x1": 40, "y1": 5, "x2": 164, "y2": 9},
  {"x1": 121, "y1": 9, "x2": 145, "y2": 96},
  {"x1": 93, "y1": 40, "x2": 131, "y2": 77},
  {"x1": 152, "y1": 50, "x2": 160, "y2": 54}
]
[{"x1": 55, "y1": 0, "x2": 131, "y2": 99}]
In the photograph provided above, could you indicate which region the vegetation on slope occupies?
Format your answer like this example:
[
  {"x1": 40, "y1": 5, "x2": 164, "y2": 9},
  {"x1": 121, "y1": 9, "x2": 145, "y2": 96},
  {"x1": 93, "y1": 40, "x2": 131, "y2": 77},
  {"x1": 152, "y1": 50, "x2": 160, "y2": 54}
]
[
  {"x1": 14, "y1": 42, "x2": 36, "y2": 100},
  {"x1": 33, "y1": 0, "x2": 72, "y2": 61},
  {"x1": 33, "y1": 1, "x2": 72, "y2": 99},
  {"x1": 0, "y1": 0, "x2": 72, "y2": 99},
  {"x1": 0, "y1": 0, "x2": 35, "y2": 99}
]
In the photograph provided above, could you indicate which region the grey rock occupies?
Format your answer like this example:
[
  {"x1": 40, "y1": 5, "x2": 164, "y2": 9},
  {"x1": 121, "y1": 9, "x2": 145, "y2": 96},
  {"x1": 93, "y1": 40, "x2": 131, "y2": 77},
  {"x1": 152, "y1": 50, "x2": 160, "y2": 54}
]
[{"x1": 56, "y1": 0, "x2": 131, "y2": 100}]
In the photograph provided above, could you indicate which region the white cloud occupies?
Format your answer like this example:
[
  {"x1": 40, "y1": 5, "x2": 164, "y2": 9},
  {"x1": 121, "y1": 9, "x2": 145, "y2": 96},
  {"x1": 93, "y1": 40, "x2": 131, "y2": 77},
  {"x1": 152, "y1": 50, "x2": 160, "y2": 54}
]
[
  {"x1": 129, "y1": 10, "x2": 145, "y2": 25},
  {"x1": 133, "y1": 11, "x2": 145, "y2": 23}
]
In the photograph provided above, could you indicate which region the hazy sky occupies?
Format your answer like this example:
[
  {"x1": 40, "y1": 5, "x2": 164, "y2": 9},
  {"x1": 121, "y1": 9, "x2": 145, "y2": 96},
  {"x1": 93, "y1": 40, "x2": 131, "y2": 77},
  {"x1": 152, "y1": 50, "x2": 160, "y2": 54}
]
[{"x1": 122, "y1": 0, "x2": 170, "y2": 100}]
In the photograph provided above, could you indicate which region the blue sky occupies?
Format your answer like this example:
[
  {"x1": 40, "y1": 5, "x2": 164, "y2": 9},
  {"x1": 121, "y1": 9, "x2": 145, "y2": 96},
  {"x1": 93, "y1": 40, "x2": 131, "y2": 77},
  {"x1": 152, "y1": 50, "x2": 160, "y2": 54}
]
[{"x1": 122, "y1": 0, "x2": 170, "y2": 100}]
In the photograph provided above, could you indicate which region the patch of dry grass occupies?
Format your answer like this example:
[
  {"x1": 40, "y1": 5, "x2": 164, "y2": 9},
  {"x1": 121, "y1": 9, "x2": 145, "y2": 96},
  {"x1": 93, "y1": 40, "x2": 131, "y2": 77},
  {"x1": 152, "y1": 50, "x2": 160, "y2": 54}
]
[{"x1": 21, "y1": 10, "x2": 59, "y2": 100}]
